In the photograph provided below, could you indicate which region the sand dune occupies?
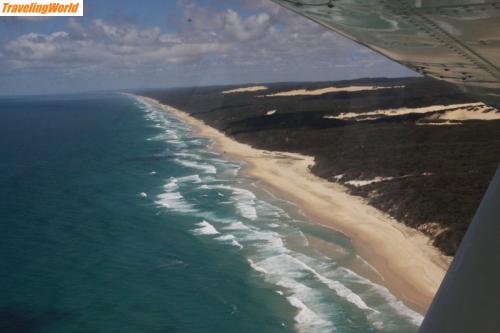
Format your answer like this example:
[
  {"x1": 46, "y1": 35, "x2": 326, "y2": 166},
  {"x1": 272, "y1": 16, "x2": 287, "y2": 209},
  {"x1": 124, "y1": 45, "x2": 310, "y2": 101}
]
[
  {"x1": 345, "y1": 173, "x2": 433, "y2": 187},
  {"x1": 222, "y1": 86, "x2": 268, "y2": 94},
  {"x1": 264, "y1": 85, "x2": 404, "y2": 97},
  {"x1": 324, "y1": 102, "x2": 500, "y2": 123},
  {"x1": 439, "y1": 106, "x2": 500, "y2": 121},
  {"x1": 345, "y1": 177, "x2": 394, "y2": 187},
  {"x1": 140, "y1": 96, "x2": 451, "y2": 315},
  {"x1": 416, "y1": 121, "x2": 462, "y2": 126}
]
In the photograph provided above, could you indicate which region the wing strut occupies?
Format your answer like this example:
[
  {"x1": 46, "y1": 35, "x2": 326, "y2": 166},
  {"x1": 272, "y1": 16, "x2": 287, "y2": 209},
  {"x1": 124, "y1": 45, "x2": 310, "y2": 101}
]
[{"x1": 420, "y1": 167, "x2": 500, "y2": 332}]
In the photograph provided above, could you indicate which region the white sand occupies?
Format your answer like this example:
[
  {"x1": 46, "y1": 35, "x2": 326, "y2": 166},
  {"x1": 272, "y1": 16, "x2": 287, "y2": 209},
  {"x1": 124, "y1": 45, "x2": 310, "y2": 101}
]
[
  {"x1": 345, "y1": 177, "x2": 395, "y2": 187},
  {"x1": 345, "y1": 173, "x2": 433, "y2": 187},
  {"x1": 325, "y1": 102, "x2": 499, "y2": 122},
  {"x1": 439, "y1": 106, "x2": 500, "y2": 120},
  {"x1": 333, "y1": 174, "x2": 344, "y2": 181},
  {"x1": 416, "y1": 121, "x2": 462, "y2": 126},
  {"x1": 222, "y1": 86, "x2": 268, "y2": 94},
  {"x1": 139, "y1": 96, "x2": 451, "y2": 314},
  {"x1": 263, "y1": 85, "x2": 405, "y2": 97}
]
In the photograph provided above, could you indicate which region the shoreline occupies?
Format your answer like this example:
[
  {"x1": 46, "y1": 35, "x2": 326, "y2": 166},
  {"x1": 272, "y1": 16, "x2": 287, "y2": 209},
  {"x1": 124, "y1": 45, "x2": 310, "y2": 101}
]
[{"x1": 139, "y1": 95, "x2": 451, "y2": 315}]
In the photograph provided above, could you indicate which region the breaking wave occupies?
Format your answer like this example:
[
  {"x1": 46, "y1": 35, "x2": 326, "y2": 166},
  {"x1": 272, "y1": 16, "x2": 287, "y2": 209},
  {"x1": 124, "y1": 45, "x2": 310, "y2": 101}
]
[
  {"x1": 156, "y1": 191, "x2": 196, "y2": 213},
  {"x1": 215, "y1": 234, "x2": 243, "y2": 249},
  {"x1": 174, "y1": 159, "x2": 217, "y2": 174},
  {"x1": 192, "y1": 220, "x2": 219, "y2": 236}
]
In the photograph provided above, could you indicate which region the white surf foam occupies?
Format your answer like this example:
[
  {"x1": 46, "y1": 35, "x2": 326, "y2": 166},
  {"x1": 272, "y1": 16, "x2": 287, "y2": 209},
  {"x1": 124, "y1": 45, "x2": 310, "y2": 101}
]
[
  {"x1": 371, "y1": 284, "x2": 424, "y2": 326},
  {"x1": 223, "y1": 221, "x2": 251, "y2": 231},
  {"x1": 356, "y1": 255, "x2": 383, "y2": 278},
  {"x1": 216, "y1": 234, "x2": 243, "y2": 249},
  {"x1": 232, "y1": 188, "x2": 258, "y2": 220},
  {"x1": 236, "y1": 202, "x2": 258, "y2": 221},
  {"x1": 192, "y1": 220, "x2": 219, "y2": 236},
  {"x1": 255, "y1": 200, "x2": 288, "y2": 219},
  {"x1": 277, "y1": 277, "x2": 335, "y2": 333},
  {"x1": 258, "y1": 254, "x2": 372, "y2": 311},
  {"x1": 156, "y1": 191, "x2": 196, "y2": 213},
  {"x1": 337, "y1": 267, "x2": 424, "y2": 326},
  {"x1": 196, "y1": 184, "x2": 258, "y2": 220},
  {"x1": 174, "y1": 159, "x2": 217, "y2": 174},
  {"x1": 243, "y1": 230, "x2": 284, "y2": 253},
  {"x1": 295, "y1": 258, "x2": 373, "y2": 311},
  {"x1": 197, "y1": 184, "x2": 231, "y2": 190},
  {"x1": 177, "y1": 174, "x2": 202, "y2": 183},
  {"x1": 247, "y1": 259, "x2": 269, "y2": 274},
  {"x1": 162, "y1": 175, "x2": 201, "y2": 194},
  {"x1": 164, "y1": 178, "x2": 178, "y2": 191},
  {"x1": 174, "y1": 152, "x2": 202, "y2": 159},
  {"x1": 149, "y1": 130, "x2": 179, "y2": 142},
  {"x1": 287, "y1": 295, "x2": 333, "y2": 333}
]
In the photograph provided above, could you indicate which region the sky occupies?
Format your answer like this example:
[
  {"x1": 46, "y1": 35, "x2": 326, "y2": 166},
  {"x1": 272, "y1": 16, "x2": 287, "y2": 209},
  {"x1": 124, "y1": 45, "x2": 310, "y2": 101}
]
[{"x1": 0, "y1": 0, "x2": 416, "y2": 96}]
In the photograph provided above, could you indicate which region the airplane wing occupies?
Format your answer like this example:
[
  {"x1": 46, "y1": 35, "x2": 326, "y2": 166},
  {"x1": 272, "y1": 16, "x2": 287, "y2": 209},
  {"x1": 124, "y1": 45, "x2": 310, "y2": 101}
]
[
  {"x1": 419, "y1": 168, "x2": 500, "y2": 333},
  {"x1": 270, "y1": 0, "x2": 500, "y2": 106},
  {"x1": 271, "y1": 2, "x2": 500, "y2": 331}
]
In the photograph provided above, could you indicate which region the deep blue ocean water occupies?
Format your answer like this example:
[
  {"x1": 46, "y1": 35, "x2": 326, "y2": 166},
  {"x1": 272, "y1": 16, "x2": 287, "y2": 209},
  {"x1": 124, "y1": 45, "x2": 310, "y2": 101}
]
[{"x1": 0, "y1": 93, "x2": 422, "y2": 333}]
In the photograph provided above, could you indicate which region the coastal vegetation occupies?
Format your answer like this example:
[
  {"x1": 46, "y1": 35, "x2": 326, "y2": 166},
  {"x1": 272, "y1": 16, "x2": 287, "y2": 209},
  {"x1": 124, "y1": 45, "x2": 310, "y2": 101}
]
[{"x1": 140, "y1": 77, "x2": 500, "y2": 255}]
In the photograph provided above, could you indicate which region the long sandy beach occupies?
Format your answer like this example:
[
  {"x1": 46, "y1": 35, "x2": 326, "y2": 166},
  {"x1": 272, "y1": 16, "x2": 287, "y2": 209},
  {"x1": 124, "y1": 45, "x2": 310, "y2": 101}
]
[{"x1": 140, "y1": 96, "x2": 451, "y2": 314}]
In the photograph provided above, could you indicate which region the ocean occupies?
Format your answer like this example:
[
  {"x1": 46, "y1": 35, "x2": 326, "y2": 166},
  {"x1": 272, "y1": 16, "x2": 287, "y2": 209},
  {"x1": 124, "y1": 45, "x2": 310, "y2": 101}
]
[{"x1": 0, "y1": 93, "x2": 422, "y2": 333}]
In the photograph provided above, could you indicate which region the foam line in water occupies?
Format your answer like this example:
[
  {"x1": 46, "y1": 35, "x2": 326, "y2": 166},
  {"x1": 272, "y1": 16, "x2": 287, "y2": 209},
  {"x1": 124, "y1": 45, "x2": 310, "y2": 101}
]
[
  {"x1": 232, "y1": 188, "x2": 257, "y2": 220},
  {"x1": 276, "y1": 277, "x2": 335, "y2": 333},
  {"x1": 243, "y1": 230, "x2": 285, "y2": 252},
  {"x1": 356, "y1": 254, "x2": 383, "y2": 279},
  {"x1": 216, "y1": 234, "x2": 243, "y2": 249},
  {"x1": 223, "y1": 221, "x2": 251, "y2": 231},
  {"x1": 164, "y1": 178, "x2": 178, "y2": 191},
  {"x1": 248, "y1": 259, "x2": 269, "y2": 274},
  {"x1": 174, "y1": 159, "x2": 217, "y2": 174},
  {"x1": 156, "y1": 191, "x2": 196, "y2": 213},
  {"x1": 192, "y1": 220, "x2": 219, "y2": 235},
  {"x1": 174, "y1": 152, "x2": 202, "y2": 160},
  {"x1": 197, "y1": 184, "x2": 230, "y2": 190},
  {"x1": 196, "y1": 184, "x2": 258, "y2": 220},
  {"x1": 148, "y1": 130, "x2": 179, "y2": 141},
  {"x1": 177, "y1": 174, "x2": 202, "y2": 183},
  {"x1": 256, "y1": 200, "x2": 289, "y2": 219},
  {"x1": 287, "y1": 296, "x2": 333, "y2": 333},
  {"x1": 236, "y1": 202, "x2": 258, "y2": 221},
  {"x1": 290, "y1": 255, "x2": 374, "y2": 311},
  {"x1": 337, "y1": 267, "x2": 424, "y2": 326},
  {"x1": 255, "y1": 253, "x2": 372, "y2": 311}
]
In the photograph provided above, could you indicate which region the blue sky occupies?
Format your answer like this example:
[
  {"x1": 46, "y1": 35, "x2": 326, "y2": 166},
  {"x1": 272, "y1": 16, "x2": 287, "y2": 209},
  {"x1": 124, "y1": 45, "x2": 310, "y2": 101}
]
[{"x1": 0, "y1": 0, "x2": 415, "y2": 96}]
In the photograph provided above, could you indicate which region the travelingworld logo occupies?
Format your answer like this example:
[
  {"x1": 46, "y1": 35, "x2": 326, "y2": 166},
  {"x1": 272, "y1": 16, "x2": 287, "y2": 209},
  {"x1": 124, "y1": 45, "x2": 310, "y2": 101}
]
[{"x1": 1, "y1": 0, "x2": 83, "y2": 16}]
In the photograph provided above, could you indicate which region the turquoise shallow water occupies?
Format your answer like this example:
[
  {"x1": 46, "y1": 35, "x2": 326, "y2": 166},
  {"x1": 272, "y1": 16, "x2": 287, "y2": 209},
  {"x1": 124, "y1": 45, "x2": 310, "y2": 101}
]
[{"x1": 0, "y1": 93, "x2": 420, "y2": 333}]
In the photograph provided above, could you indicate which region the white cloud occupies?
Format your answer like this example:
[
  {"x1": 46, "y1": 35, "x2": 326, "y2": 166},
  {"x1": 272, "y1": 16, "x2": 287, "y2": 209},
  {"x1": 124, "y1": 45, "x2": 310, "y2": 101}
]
[{"x1": 0, "y1": 0, "x2": 413, "y2": 93}]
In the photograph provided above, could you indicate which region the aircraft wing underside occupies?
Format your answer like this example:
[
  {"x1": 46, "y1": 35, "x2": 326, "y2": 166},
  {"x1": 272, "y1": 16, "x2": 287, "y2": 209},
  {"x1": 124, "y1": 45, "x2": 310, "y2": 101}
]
[{"x1": 271, "y1": 0, "x2": 500, "y2": 105}]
